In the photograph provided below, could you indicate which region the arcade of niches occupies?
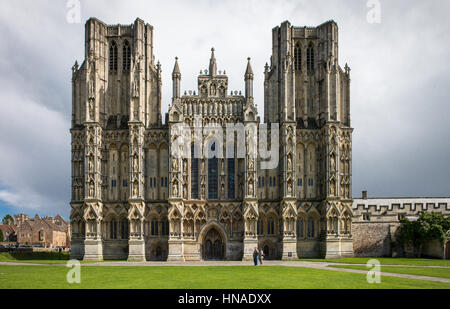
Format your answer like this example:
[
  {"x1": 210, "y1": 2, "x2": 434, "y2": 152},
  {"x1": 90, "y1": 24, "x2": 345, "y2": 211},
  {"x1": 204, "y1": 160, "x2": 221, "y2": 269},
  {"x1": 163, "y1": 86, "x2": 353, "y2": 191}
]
[{"x1": 69, "y1": 17, "x2": 354, "y2": 261}]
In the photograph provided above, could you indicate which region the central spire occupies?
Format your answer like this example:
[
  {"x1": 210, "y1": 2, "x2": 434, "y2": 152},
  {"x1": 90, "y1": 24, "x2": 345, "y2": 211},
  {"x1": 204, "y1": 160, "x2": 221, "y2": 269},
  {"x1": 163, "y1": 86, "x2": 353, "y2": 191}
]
[{"x1": 209, "y1": 47, "x2": 217, "y2": 76}]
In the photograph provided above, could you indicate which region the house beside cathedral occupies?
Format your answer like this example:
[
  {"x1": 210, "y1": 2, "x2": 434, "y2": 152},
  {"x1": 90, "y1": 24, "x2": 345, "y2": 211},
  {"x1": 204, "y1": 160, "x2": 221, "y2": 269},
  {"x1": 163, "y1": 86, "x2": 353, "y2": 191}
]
[{"x1": 69, "y1": 17, "x2": 449, "y2": 261}]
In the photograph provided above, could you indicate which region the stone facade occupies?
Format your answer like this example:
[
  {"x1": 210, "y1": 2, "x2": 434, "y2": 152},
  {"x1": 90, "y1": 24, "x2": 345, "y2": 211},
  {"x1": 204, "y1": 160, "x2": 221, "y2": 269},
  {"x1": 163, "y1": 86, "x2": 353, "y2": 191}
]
[
  {"x1": 69, "y1": 17, "x2": 355, "y2": 261},
  {"x1": 352, "y1": 193, "x2": 450, "y2": 258},
  {"x1": 0, "y1": 225, "x2": 16, "y2": 242},
  {"x1": 15, "y1": 213, "x2": 69, "y2": 248}
]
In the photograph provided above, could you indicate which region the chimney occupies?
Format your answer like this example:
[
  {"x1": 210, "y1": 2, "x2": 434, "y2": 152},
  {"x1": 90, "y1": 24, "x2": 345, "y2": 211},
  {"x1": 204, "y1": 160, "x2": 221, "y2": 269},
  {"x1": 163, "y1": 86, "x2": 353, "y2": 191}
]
[{"x1": 362, "y1": 190, "x2": 367, "y2": 200}]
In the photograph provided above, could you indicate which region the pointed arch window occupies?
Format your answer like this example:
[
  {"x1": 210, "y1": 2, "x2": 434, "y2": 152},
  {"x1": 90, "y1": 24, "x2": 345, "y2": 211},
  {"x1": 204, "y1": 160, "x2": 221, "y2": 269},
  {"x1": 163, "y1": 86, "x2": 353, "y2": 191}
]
[
  {"x1": 307, "y1": 43, "x2": 314, "y2": 73},
  {"x1": 109, "y1": 41, "x2": 118, "y2": 71},
  {"x1": 123, "y1": 40, "x2": 131, "y2": 71},
  {"x1": 307, "y1": 217, "x2": 315, "y2": 237},
  {"x1": 294, "y1": 43, "x2": 301, "y2": 72},
  {"x1": 267, "y1": 217, "x2": 275, "y2": 235},
  {"x1": 257, "y1": 218, "x2": 264, "y2": 235},
  {"x1": 191, "y1": 144, "x2": 199, "y2": 199},
  {"x1": 120, "y1": 219, "x2": 129, "y2": 239},
  {"x1": 109, "y1": 219, "x2": 117, "y2": 239},
  {"x1": 208, "y1": 142, "x2": 218, "y2": 199},
  {"x1": 227, "y1": 158, "x2": 235, "y2": 199},
  {"x1": 296, "y1": 218, "x2": 305, "y2": 238}
]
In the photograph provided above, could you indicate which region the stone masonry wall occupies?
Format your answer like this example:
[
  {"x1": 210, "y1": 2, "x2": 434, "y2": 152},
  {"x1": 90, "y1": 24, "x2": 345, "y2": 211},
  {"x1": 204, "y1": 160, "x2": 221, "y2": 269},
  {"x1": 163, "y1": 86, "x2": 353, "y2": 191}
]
[{"x1": 352, "y1": 222, "x2": 399, "y2": 257}]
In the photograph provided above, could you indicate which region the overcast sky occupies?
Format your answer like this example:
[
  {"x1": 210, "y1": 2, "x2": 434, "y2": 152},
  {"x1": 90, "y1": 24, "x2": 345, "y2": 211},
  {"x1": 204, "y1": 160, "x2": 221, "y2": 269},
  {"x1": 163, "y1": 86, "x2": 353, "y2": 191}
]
[{"x1": 0, "y1": 0, "x2": 449, "y2": 219}]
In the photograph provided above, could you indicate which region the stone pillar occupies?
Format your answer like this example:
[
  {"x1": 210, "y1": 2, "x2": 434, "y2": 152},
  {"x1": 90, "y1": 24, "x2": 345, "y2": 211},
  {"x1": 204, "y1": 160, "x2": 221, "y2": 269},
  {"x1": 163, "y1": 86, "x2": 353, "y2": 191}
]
[
  {"x1": 321, "y1": 201, "x2": 354, "y2": 258},
  {"x1": 279, "y1": 122, "x2": 297, "y2": 260},
  {"x1": 127, "y1": 202, "x2": 146, "y2": 261},
  {"x1": 128, "y1": 238, "x2": 146, "y2": 261},
  {"x1": 167, "y1": 239, "x2": 184, "y2": 261},
  {"x1": 83, "y1": 211, "x2": 103, "y2": 261},
  {"x1": 242, "y1": 200, "x2": 258, "y2": 261},
  {"x1": 127, "y1": 221, "x2": 146, "y2": 261},
  {"x1": 84, "y1": 238, "x2": 103, "y2": 261},
  {"x1": 281, "y1": 199, "x2": 297, "y2": 260},
  {"x1": 167, "y1": 201, "x2": 184, "y2": 261}
]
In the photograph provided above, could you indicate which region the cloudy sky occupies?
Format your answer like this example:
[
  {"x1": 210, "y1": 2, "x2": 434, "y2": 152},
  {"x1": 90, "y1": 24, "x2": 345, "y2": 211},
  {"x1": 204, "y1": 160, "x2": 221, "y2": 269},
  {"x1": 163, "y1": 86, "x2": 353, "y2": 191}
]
[{"x1": 0, "y1": 0, "x2": 449, "y2": 219}]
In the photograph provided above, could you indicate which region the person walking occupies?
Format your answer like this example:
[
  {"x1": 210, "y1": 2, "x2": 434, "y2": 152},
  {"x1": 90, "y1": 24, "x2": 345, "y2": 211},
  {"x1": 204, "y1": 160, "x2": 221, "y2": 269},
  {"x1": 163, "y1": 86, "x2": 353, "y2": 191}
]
[
  {"x1": 253, "y1": 248, "x2": 259, "y2": 266},
  {"x1": 258, "y1": 248, "x2": 264, "y2": 265}
]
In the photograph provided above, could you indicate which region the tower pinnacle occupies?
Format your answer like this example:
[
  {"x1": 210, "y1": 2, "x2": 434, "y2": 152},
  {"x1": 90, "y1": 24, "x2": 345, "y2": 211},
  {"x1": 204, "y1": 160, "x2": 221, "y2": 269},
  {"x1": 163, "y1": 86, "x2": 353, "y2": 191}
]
[
  {"x1": 245, "y1": 57, "x2": 254, "y2": 99},
  {"x1": 172, "y1": 57, "x2": 181, "y2": 99},
  {"x1": 172, "y1": 56, "x2": 181, "y2": 76},
  {"x1": 209, "y1": 47, "x2": 217, "y2": 76},
  {"x1": 245, "y1": 57, "x2": 254, "y2": 77}
]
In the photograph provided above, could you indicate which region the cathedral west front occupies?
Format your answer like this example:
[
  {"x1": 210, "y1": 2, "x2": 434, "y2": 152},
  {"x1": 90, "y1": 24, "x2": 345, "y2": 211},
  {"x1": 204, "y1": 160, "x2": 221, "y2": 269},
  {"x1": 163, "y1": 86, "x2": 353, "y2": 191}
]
[{"x1": 69, "y1": 17, "x2": 355, "y2": 261}]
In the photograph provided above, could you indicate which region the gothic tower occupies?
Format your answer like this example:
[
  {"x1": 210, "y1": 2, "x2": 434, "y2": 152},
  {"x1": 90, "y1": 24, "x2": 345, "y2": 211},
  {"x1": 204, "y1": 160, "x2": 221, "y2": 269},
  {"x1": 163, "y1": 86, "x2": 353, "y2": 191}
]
[
  {"x1": 70, "y1": 18, "x2": 164, "y2": 261},
  {"x1": 264, "y1": 20, "x2": 353, "y2": 258}
]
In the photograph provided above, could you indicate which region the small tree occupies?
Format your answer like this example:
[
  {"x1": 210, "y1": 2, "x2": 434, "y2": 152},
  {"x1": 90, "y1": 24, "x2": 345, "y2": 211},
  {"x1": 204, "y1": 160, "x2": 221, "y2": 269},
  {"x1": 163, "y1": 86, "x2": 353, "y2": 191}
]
[
  {"x1": 2, "y1": 214, "x2": 13, "y2": 225},
  {"x1": 398, "y1": 211, "x2": 450, "y2": 257},
  {"x1": 0, "y1": 229, "x2": 4, "y2": 242}
]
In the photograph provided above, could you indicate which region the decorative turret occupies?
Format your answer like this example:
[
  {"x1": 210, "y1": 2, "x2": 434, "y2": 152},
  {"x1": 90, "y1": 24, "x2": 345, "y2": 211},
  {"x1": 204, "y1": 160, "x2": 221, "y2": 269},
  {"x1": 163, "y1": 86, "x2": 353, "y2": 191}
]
[
  {"x1": 209, "y1": 47, "x2": 217, "y2": 76},
  {"x1": 172, "y1": 57, "x2": 181, "y2": 99},
  {"x1": 244, "y1": 57, "x2": 254, "y2": 99}
]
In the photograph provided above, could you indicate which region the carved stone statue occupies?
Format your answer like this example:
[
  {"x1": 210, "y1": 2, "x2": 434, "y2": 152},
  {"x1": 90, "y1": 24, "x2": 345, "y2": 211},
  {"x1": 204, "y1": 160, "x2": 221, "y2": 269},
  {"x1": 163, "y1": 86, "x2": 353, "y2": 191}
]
[
  {"x1": 248, "y1": 159, "x2": 254, "y2": 171},
  {"x1": 183, "y1": 184, "x2": 187, "y2": 199},
  {"x1": 172, "y1": 158, "x2": 178, "y2": 171},
  {"x1": 248, "y1": 179, "x2": 254, "y2": 196},
  {"x1": 89, "y1": 99, "x2": 94, "y2": 120},
  {"x1": 133, "y1": 154, "x2": 138, "y2": 173},
  {"x1": 287, "y1": 154, "x2": 292, "y2": 171},
  {"x1": 89, "y1": 181, "x2": 94, "y2": 197},
  {"x1": 183, "y1": 159, "x2": 188, "y2": 173},
  {"x1": 173, "y1": 182, "x2": 178, "y2": 196},
  {"x1": 89, "y1": 155, "x2": 94, "y2": 173},
  {"x1": 88, "y1": 79, "x2": 95, "y2": 99},
  {"x1": 132, "y1": 80, "x2": 139, "y2": 98}
]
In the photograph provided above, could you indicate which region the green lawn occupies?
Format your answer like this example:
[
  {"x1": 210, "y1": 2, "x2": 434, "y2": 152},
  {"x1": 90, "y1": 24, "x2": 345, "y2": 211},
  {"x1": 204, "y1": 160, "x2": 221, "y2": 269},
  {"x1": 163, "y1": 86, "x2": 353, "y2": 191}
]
[
  {"x1": 298, "y1": 257, "x2": 450, "y2": 266},
  {"x1": 0, "y1": 265, "x2": 449, "y2": 289},
  {"x1": 328, "y1": 265, "x2": 450, "y2": 279}
]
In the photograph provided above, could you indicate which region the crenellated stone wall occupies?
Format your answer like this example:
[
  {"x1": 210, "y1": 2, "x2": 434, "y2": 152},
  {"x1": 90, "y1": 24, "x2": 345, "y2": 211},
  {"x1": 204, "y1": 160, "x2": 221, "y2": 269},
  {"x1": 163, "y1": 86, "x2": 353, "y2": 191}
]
[{"x1": 352, "y1": 195, "x2": 450, "y2": 258}]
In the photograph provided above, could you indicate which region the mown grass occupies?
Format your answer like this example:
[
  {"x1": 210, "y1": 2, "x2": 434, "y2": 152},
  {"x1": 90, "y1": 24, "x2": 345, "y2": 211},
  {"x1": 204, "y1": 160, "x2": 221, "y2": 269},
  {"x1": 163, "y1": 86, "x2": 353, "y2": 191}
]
[
  {"x1": 0, "y1": 265, "x2": 449, "y2": 289},
  {"x1": 297, "y1": 257, "x2": 450, "y2": 266},
  {"x1": 328, "y1": 265, "x2": 450, "y2": 279}
]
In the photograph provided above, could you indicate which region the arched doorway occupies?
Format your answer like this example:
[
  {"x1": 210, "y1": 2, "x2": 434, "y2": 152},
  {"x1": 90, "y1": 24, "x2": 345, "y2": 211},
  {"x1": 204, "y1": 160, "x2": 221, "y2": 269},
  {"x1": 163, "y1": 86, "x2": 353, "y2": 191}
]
[
  {"x1": 263, "y1": 245, "x2": 270, "y2": 257},
  {"x1": 261, "y1": 241, "x2": 276, "y2": 260},
  {"x1": 202, "y1": 228, "x2": 224, "y2": 260},
  {"x1": 147, "y1": 242, "x2": 168, "y2": 261}
]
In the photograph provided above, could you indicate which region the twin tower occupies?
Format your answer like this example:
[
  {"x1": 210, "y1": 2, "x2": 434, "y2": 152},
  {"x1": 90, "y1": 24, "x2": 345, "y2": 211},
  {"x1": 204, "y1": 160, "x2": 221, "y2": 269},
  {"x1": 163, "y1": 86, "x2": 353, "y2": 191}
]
[{"x1": 70, "y1": 18, "x2": 353, "y2": 261}]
